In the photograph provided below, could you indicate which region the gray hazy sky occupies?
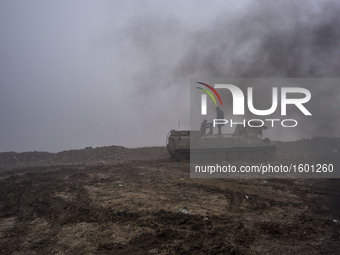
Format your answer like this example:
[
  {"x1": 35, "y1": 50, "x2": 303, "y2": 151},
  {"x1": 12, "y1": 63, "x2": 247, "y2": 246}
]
[{"x1": 1, "y1": 0, "x2": 340, "y2": 152}]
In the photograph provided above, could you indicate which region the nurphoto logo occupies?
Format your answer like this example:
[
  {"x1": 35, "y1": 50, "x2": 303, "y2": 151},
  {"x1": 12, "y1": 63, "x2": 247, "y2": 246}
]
[{"x1": 196, "y1": 82, "x2": 312, "y2": 128}]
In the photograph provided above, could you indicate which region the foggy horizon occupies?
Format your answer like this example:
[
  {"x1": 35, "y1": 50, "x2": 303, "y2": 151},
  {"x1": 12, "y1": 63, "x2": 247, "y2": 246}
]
[{"x1": 1, "y1": 0, "x2": 340, "y2": 153}]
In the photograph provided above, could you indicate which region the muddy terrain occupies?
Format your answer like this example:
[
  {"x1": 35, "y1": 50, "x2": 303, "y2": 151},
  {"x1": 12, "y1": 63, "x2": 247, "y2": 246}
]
[{"x1": 1, "y1": 138, "x2": 340, "y2": 254}]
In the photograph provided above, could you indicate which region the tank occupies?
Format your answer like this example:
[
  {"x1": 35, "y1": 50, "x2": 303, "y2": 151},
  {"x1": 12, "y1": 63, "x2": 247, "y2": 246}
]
[{"x1": 166, "y1": 124, "x2": 276, "y2": 161}]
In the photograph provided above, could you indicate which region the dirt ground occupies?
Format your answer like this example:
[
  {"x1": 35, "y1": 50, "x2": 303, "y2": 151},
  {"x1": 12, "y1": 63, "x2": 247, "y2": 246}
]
[{"x1": 1, "y1": 141, "x2": 340, "y2": 254}]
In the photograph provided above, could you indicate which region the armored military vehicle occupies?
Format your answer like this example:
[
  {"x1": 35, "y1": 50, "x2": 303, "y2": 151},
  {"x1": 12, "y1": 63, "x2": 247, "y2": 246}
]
[{"x1": 166, "y1": 124, "x2": 276, "y2": 161}]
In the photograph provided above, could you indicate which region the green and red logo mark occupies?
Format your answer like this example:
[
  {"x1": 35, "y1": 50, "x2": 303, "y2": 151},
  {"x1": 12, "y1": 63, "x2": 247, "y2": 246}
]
[{"x1": 196, "y1": 82, "x2": 222, "y2": 107}]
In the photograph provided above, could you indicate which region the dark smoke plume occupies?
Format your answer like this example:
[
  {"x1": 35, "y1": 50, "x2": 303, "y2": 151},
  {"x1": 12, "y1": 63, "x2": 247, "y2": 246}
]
[{"x1": 110, "y1": 0, "x2": 340, "y2": 140}]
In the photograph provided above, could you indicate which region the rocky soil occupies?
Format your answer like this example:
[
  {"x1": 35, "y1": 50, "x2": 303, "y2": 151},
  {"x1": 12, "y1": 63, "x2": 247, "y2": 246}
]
[{"x1": 1, "y1": 138, "x2": 340, "y2": 254}]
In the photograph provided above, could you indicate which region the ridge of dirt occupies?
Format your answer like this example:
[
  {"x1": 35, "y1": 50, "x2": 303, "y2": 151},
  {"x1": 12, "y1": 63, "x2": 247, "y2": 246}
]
[
  {"x1": 1, "y1": 137, "x2": 339, "y2": 170},
  {"x1": 0, "y1": 146, "x2": 169, "y2": 169}
]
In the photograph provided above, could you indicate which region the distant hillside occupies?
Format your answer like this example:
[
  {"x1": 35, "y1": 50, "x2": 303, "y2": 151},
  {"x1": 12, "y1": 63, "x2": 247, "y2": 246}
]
[
  {"x1": 274, "y1": 137, "x2": 340, "y2": 162},
  {"x1": 0, "y1": 137, "x2": 339, "y2": 169},
  {"x1": 0, "y1": 146, "x2": 168, "y2": 169}
]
